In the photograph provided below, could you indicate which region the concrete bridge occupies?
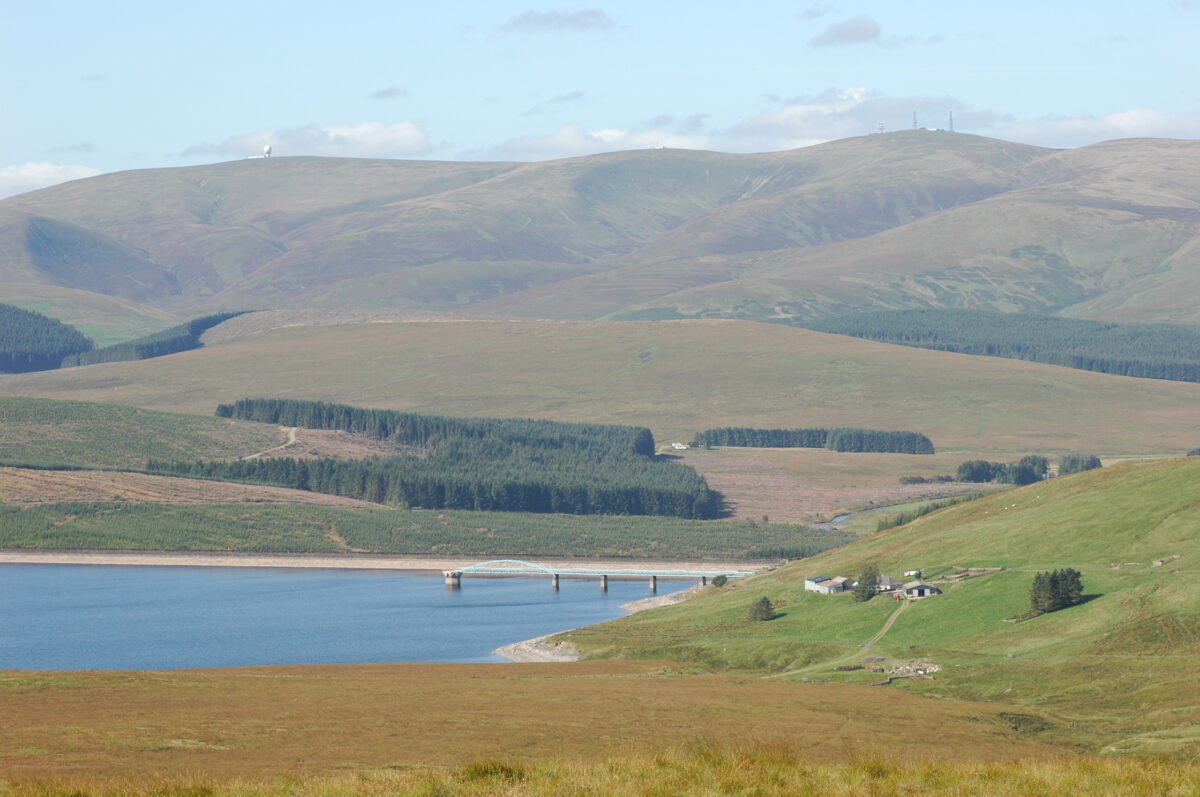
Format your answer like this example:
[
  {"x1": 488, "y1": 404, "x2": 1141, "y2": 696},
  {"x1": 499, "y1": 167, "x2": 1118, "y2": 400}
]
[{"x1": 443, "y1": 559, "x2": 757, "y2": 592}]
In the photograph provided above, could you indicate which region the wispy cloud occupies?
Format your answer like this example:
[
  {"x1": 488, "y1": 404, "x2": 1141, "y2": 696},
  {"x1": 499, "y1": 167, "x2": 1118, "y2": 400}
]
[
  {"x1": 470, "y1": 122, "x2": 708, "y2": 161},
  {"x1": 801, "y1": 3, "x2": 837, "y2": 20},
  {"x1": 369, "y1": 86, "x2": 408, "y2": 100},
  {"x1": 46, "y1": 142, "x2": 95, "y2": 154},
  {"x1": 499, "y1": 9, "x2": 620, "y2": 33},
  {"x1": 995, "y1": 108, "x2": 1200, "y2": 148},
  {"x1": 809, "y1": 16, "x2": 881, "y2": 46},
  {"x1": 0, "y1": 162, "x2": 103, "y2": 199},
  {"x1": 523, "y1": 90, "x2": 586, "y2": 116},
  {"x1": 808, "y1": 16, "x2": 941, "y2": 48},
  {"x1": 183, "y1": 121, "x2": 432, "y2": 159}
]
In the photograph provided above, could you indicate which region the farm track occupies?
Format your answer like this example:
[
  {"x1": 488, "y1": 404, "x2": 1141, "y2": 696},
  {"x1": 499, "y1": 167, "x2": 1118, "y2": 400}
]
[{"x1": 770, "y1": 599, "x2": 910, "y2": 679}]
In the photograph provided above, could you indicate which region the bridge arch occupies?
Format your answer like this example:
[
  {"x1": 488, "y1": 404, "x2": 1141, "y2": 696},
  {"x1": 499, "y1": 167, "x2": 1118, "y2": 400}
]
[{"x1": 459, "y1": 559, "x2": 557, "y2": 575}]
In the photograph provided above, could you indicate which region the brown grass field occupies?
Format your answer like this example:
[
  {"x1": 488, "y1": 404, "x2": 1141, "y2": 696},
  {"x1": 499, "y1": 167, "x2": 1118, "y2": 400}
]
[
  {"x1": 0, "y1": 662, "x2": 1065, "y2": 780},
  {"x1": 2, "y1": 319, "x2": 1198, "y2": 456},
  {"x1": 0, "y1": 467, "x2": 380, "y2": 507},
  {"x1": 679, "y1": 448, "x2": 999, "y2": 523}
]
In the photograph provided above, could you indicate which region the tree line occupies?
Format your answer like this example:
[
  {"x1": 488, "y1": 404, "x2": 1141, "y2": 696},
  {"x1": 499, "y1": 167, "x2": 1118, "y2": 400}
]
[
  {"x1": 801, "y1": 309, "x2": 1200, "y2": 384},
  {"x1": 61, "y1": 312, "x2": 245, "y2": 367},
  {"x1": 216, "y1": 398, "x2": 656, "y2": 457},
  {"x1": 956, "y1": 453, "x2": 1101, "y2": 485},
  {"x1": 0, "y1": 303, "x2": 92, "y2": 373},
  {"x1": 693, "y1": 426, "x2": 934, "y2": 454},
  {"x1": 151, "y1": 400, "x2": 717, "y2": 518}
]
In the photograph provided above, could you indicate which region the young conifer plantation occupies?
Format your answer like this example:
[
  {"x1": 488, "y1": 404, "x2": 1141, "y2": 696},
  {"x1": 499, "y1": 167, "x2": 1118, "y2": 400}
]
[{"x1": 150, "y1": 399, "x2": 719, "y2": 518}]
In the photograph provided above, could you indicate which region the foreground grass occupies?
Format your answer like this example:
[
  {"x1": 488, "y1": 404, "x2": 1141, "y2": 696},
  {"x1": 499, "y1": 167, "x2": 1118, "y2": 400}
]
[
  {"x1": 4, "y1": 749, "x2": 1198, "y2": 796},
  {"x1": 0, "y1": 502, "x2": 851, "y2": 559},
  {"x1": 0, "y1": 663, "x2": 1063, "y2": 779}
]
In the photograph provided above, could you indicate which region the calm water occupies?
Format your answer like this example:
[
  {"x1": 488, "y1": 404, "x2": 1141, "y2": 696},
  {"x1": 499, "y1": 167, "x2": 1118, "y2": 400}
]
[{"x1": 0, "y1": 563, "x2": 682, "y2": 670}]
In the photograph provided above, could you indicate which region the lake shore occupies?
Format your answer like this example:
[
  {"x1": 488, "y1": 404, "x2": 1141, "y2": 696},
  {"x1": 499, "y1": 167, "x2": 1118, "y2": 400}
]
[
  {"x1": 493, "y1": 585, "x2": 702, "y2": 662},
  {"x1": 0, "y1": 549, "x2": 770, "y2": 574}
]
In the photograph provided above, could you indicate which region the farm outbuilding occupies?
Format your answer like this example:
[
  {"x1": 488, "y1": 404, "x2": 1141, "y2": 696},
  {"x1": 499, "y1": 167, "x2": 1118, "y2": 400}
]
[{"x1": 903, "y1": 580, "x2": 941, "y2": 599}]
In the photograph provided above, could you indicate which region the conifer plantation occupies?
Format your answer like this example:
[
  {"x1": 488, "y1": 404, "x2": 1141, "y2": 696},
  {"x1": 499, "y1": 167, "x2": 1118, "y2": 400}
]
[
  {"x1": 60, "y1": 312, "x2": 245, "y2": 366},
  {"x1": 693, "y1": 426, "x2": 934, "y2": 454},
  {"x1": 804, "y1": 309, "x2": 1200, "y2": 384},
  {"x1": 150, "y1": 399, "x2": 719, "y2": 518},
  {"x1": 0, "y1": 304, "x2": 92, "y2": 373}
]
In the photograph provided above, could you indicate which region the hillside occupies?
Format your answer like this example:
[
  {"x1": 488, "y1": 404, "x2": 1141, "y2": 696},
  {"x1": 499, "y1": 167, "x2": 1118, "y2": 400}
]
[
  {"x1": 565, "y1": 457, "x2": 1200, "y2": 755},
  {"x1": 0, "y1": 283, "x2": 178, "y2": 346},
  {"x1": 1, "y1": 319, "x2": 1198, "y2": 454},
  {"x1": 5, "y1": 133, "x2": 1200, "y2": 323},
  {"x1": 0, "y1": 397, "x2": 282, "y2": 469}
]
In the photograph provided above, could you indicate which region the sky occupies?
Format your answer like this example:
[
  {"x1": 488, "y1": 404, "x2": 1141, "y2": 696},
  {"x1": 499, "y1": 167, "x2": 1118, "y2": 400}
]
[{"x1": 2, "y1": 1, "x2": 1197, "y2": 197}]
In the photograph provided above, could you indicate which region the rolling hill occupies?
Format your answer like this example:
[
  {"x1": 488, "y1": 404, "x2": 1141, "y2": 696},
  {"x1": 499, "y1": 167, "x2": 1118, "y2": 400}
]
[
  {"x1": 1, "y1": 319, "x2": 1197, "y2": 455},
  {"x1": 4, "y1": 132, "x2": 1199, "y2": 323},
  {"x1": 564, "y1": 456, "x2": 1200, "y2": 755}
]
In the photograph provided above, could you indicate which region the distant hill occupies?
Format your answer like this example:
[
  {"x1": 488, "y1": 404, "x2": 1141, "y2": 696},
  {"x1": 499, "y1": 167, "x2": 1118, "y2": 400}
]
[{"x1": 4, "y1": 133, "x2": 1198, "y2": 323}]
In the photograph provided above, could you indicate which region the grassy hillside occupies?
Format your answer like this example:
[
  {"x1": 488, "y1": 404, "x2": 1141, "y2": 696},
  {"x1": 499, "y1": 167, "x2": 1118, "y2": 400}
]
[
  {"x1": 0, "y1": 283, "x2": 178, "y2": 346},
  {"x1": 2, "y1": 319, "x2": 1197, "y2": 454},
  {"x1": 564, "y1": 457, "x2": 1200, "y2": 754},
  {"x1": 0, "y1": 501, "x2": 839, "y2": 559},
  {"x1": 9, "y1": 133, "x2": 1200, "y2": 324},
  {"x1": 0, "y1": 397, "x2": 281, "y2": 469}
]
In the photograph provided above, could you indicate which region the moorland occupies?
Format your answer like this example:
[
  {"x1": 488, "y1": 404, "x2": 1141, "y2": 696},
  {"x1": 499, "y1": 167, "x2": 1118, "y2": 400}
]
[{"x1": 2, "y1": 132, "x2": 1200, "y2": 792}]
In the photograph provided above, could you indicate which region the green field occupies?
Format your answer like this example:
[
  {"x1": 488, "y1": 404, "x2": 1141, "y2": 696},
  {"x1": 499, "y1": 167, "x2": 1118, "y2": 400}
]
[
  {"x1": 0, "y1": 501, "x2": 850, "y2": 559},
  {"x1": 2, "y1": 319, "x2": 1198, "y2": 454},
  {"x1": 564, "y1": 457, "x2": 1200, "y2": 755},
  {"x1": 0, "y1": 397, "x2": 281, "y2": 469}
]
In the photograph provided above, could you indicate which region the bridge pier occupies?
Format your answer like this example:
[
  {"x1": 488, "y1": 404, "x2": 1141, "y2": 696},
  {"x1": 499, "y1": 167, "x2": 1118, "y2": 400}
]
[
  {"x1": 600, "y1": 574, "x2": 608, "y2": 592},
  {"x1": 551, "y1": 573, "x2": 560, "y2": 590},
  {"x1": 649, "y1": 575, "x2": 658, "y2": 593},
  {"x1": 444, "y1": 570, "x2": 462, "y2": 588}
]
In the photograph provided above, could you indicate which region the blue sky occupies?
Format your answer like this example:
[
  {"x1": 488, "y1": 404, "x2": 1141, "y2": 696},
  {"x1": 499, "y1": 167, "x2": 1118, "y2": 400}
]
[{"x1": 2, "y1": 1, "x2": 1196, "y2": 196}]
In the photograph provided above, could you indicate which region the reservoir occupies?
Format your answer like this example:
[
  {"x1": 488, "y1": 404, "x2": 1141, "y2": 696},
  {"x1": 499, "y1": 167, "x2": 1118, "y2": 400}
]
[{"x1": 0, "y1": 563, "x2": 684, "y2": 670}]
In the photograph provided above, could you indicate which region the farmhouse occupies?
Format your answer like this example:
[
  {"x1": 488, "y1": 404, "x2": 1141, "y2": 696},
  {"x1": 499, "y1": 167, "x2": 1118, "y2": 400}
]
[
  {"x1": 903, "y1": 580, "x2": 941, "y2": 599},
  {"x1": 804, "y1": 575, "x2": 856, "y2": 594},
  {"x1": 877, "y1": 575, "x2": 904, "y2": 593}
]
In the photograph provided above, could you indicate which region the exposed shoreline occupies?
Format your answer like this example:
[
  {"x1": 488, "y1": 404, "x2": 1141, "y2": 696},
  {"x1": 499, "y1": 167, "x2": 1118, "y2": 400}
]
[
  {"x1": 0, "y1": 549, "x2": 770, "y2": 573},
  {"x1": 492, "y1": 585, "x2": 702, "y2": 663}
]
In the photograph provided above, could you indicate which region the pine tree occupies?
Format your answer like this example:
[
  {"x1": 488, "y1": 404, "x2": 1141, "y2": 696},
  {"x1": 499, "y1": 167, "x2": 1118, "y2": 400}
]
[
  {"x1": 853, "y1": 564, "x2": 879, "y2": 602},
  {"x1": 747, "y1": 597, "x2": 775, "y2": 621}
]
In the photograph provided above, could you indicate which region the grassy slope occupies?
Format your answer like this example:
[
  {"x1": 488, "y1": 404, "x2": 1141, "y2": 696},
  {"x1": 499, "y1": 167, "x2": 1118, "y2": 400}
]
[
  {"x1": 560, "y1": 138, "x2": 1200, "y2": 323},
  {"x1": 0, "y1": 397, "x2": 281, "y2": 469},
  {"x1": 0, "y1": 501, "x2": 841, "y2": 559},
  {"x1": 1, "y1": 319, "x2": 1197, "y2": 454},
  {"x1": 565, "y1": 457, "x2": 1200, "y2": 755},
  {"x1": 0, "y1": 283, "x2": 178, "y2": 346}
]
